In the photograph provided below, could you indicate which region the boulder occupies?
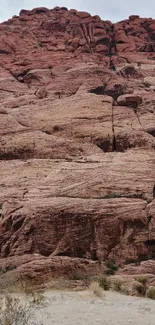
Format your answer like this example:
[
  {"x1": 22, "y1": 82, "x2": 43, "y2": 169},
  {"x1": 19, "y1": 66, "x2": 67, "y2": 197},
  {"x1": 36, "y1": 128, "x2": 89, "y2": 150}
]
[{"x1": 117, "y1": 94, "x2": 142, "y2": 108}]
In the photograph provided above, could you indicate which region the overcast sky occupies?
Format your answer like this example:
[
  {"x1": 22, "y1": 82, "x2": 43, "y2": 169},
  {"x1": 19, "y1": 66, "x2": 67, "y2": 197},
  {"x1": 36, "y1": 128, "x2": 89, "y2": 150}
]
[{"x1": 0, "y1": 0, "x2": 155, "y2": 23}]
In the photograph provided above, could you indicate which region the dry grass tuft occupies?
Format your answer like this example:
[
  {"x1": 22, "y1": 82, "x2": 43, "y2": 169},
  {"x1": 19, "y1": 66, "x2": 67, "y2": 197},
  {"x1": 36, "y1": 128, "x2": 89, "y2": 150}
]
[
  {"x1": 89, "y1": 281, "x2": 104, "y2": 298},
  {"x1": 147, "y1": 286, "x2": 155, "y2": 300}
]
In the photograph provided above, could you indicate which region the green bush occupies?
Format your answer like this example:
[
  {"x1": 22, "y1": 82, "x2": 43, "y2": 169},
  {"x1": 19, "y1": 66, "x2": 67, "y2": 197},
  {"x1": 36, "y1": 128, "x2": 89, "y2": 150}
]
[
  {"x1": 98, "y1": 276, "x2": 111, "y2": 291},
  {"x1": 104, "y1": 259, "x2": 118, "y2": 276},
  {"x1": 106, "y1": 260, "x2": 118, "y2": 271},
  {"x1": 147, "y1": 287, "x2": 155, "y2": 300}
]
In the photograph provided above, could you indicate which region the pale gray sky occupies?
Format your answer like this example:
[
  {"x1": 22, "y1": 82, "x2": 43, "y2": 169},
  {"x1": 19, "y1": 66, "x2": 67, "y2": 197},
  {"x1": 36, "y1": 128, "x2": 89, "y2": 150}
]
[{"x1": 0, "y1": 0, "x2": 155, "y2": 23}]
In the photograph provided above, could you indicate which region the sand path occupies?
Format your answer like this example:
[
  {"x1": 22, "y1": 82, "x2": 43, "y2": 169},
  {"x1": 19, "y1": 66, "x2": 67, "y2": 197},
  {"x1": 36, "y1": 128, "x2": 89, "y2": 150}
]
[{"x1": 36, "y1": 290, "x2": 155, "y2": 325}]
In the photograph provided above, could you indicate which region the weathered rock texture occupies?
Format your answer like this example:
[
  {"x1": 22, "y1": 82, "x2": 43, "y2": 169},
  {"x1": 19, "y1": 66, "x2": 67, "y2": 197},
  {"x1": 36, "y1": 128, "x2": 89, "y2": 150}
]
[{"x1": 0, "y1": 7, "x2": 155, "y2": 279}]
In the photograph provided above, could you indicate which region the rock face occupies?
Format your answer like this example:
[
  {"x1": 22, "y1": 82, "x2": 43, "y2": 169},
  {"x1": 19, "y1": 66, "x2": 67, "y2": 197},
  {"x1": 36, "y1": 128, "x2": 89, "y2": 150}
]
[{"x1": 0, "y1": 7, "x2": 155, "y2": 279}]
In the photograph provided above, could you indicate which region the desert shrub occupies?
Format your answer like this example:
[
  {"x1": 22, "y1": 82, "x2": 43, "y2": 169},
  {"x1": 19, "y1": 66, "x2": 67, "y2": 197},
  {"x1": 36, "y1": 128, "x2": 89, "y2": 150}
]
[
  {"x1": 105, "y1": 268, "x2": 115, "y2": 276},
  {"x1": 112, "y1": 279, "x2": 130, "y2": 295},
  {"x1": 103, "y1": 193, "x2": 122, "y2": 199},
  {"x1": 136, "y1": 276, "x2": 148, "y2": 286},
  {"x1": 98, "y1": 276, "x2": 111, "y2": 291},
  {"x1": 68, "y1": 272, "x2": 87, "y2": 281},
  {"x1": 0, "y1": 276, "x2": 50, "y2": 324},
  {"x1": 38, "y1": 41, "x2": 43, "y2": 47},
  {"x1": 106, "y1": 260, "x2": 118, "y2": 271},
  {"x1": 135, "y1": 283, "x2": 146, "y2": 296},
  {"x1": 121, "y1": 285, "x2": 130, "y2": 295},
  {"x1": 104, "y1": 259, "x2": 118, "y2": 276},
  {"x1": 122, "y1": 65, "x2": 139, "y2": 78},
  {"x1": 19, "y1": 278, "x2": 39, "y2": 296},
  {"x1": 147, "y1": 198, "x2": 153, "y2": 204},
  {"x1": 89, "y1": 282, "x2": 104, "y2": 298},
  {"x1": 144, "y1": 82, "x2": 150, "y2": 88},
  {"x1": 0, "y1": 265, "x2": 17, "y2": 275},
  {"x1": 0, "y1": 292, "x2": 45, "y2": 325},
  {"x1": 113, "y1": 279, "x2": 123, "y2": 292},
  {"x1": 53, "y1": 125, "x2": 61, "y2": 132},
  {"x1": 125, "y1": 258, "x2": 138, "y2": 265},
  {"x1": 135, "y1": 276, "x2": 148, "y2": 297},
  {"x1": 147, "y1": 287, "x2": 155, "y2": 300}
]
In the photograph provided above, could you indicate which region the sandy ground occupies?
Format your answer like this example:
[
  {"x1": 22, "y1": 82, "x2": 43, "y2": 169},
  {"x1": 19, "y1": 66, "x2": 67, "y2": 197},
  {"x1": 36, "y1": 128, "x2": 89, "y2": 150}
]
[{"x1": 36, "y1": 290, "x2": 155, "y2": 325}]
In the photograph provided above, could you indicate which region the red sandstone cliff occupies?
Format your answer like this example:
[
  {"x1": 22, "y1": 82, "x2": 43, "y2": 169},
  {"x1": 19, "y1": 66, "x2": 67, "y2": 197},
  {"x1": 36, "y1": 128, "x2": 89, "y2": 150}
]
[{"x1": 0, "y1": 7, "x2": 155, "y2": 280}]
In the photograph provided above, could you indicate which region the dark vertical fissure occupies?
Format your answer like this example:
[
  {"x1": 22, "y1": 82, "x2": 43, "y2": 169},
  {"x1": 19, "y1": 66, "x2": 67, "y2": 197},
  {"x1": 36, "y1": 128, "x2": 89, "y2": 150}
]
[
  {"x1": 108, "y1": 24, "x2": 117, "y2": 71},
  {"x1": 112, "y1": 105, "x2": 116, "y2": 151}
]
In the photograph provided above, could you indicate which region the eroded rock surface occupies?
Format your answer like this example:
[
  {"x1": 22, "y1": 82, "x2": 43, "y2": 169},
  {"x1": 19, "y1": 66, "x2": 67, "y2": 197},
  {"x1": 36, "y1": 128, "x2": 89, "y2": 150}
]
[{"x1": 0, "y1": 7, "x2": 155, "y2": 279}]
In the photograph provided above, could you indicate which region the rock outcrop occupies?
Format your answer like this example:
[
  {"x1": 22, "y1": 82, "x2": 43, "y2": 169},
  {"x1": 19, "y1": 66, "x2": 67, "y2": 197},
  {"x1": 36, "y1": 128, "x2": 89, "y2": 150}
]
[{"x1": 0, "y1": 7, "x2": 155, "y2": 281}]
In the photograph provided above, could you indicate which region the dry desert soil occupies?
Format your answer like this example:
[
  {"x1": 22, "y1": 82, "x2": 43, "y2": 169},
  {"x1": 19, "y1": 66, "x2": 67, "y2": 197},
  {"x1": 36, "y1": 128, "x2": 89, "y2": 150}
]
[{"x1": 35, "y1": 290, "x2": 155, "y2": 325}]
